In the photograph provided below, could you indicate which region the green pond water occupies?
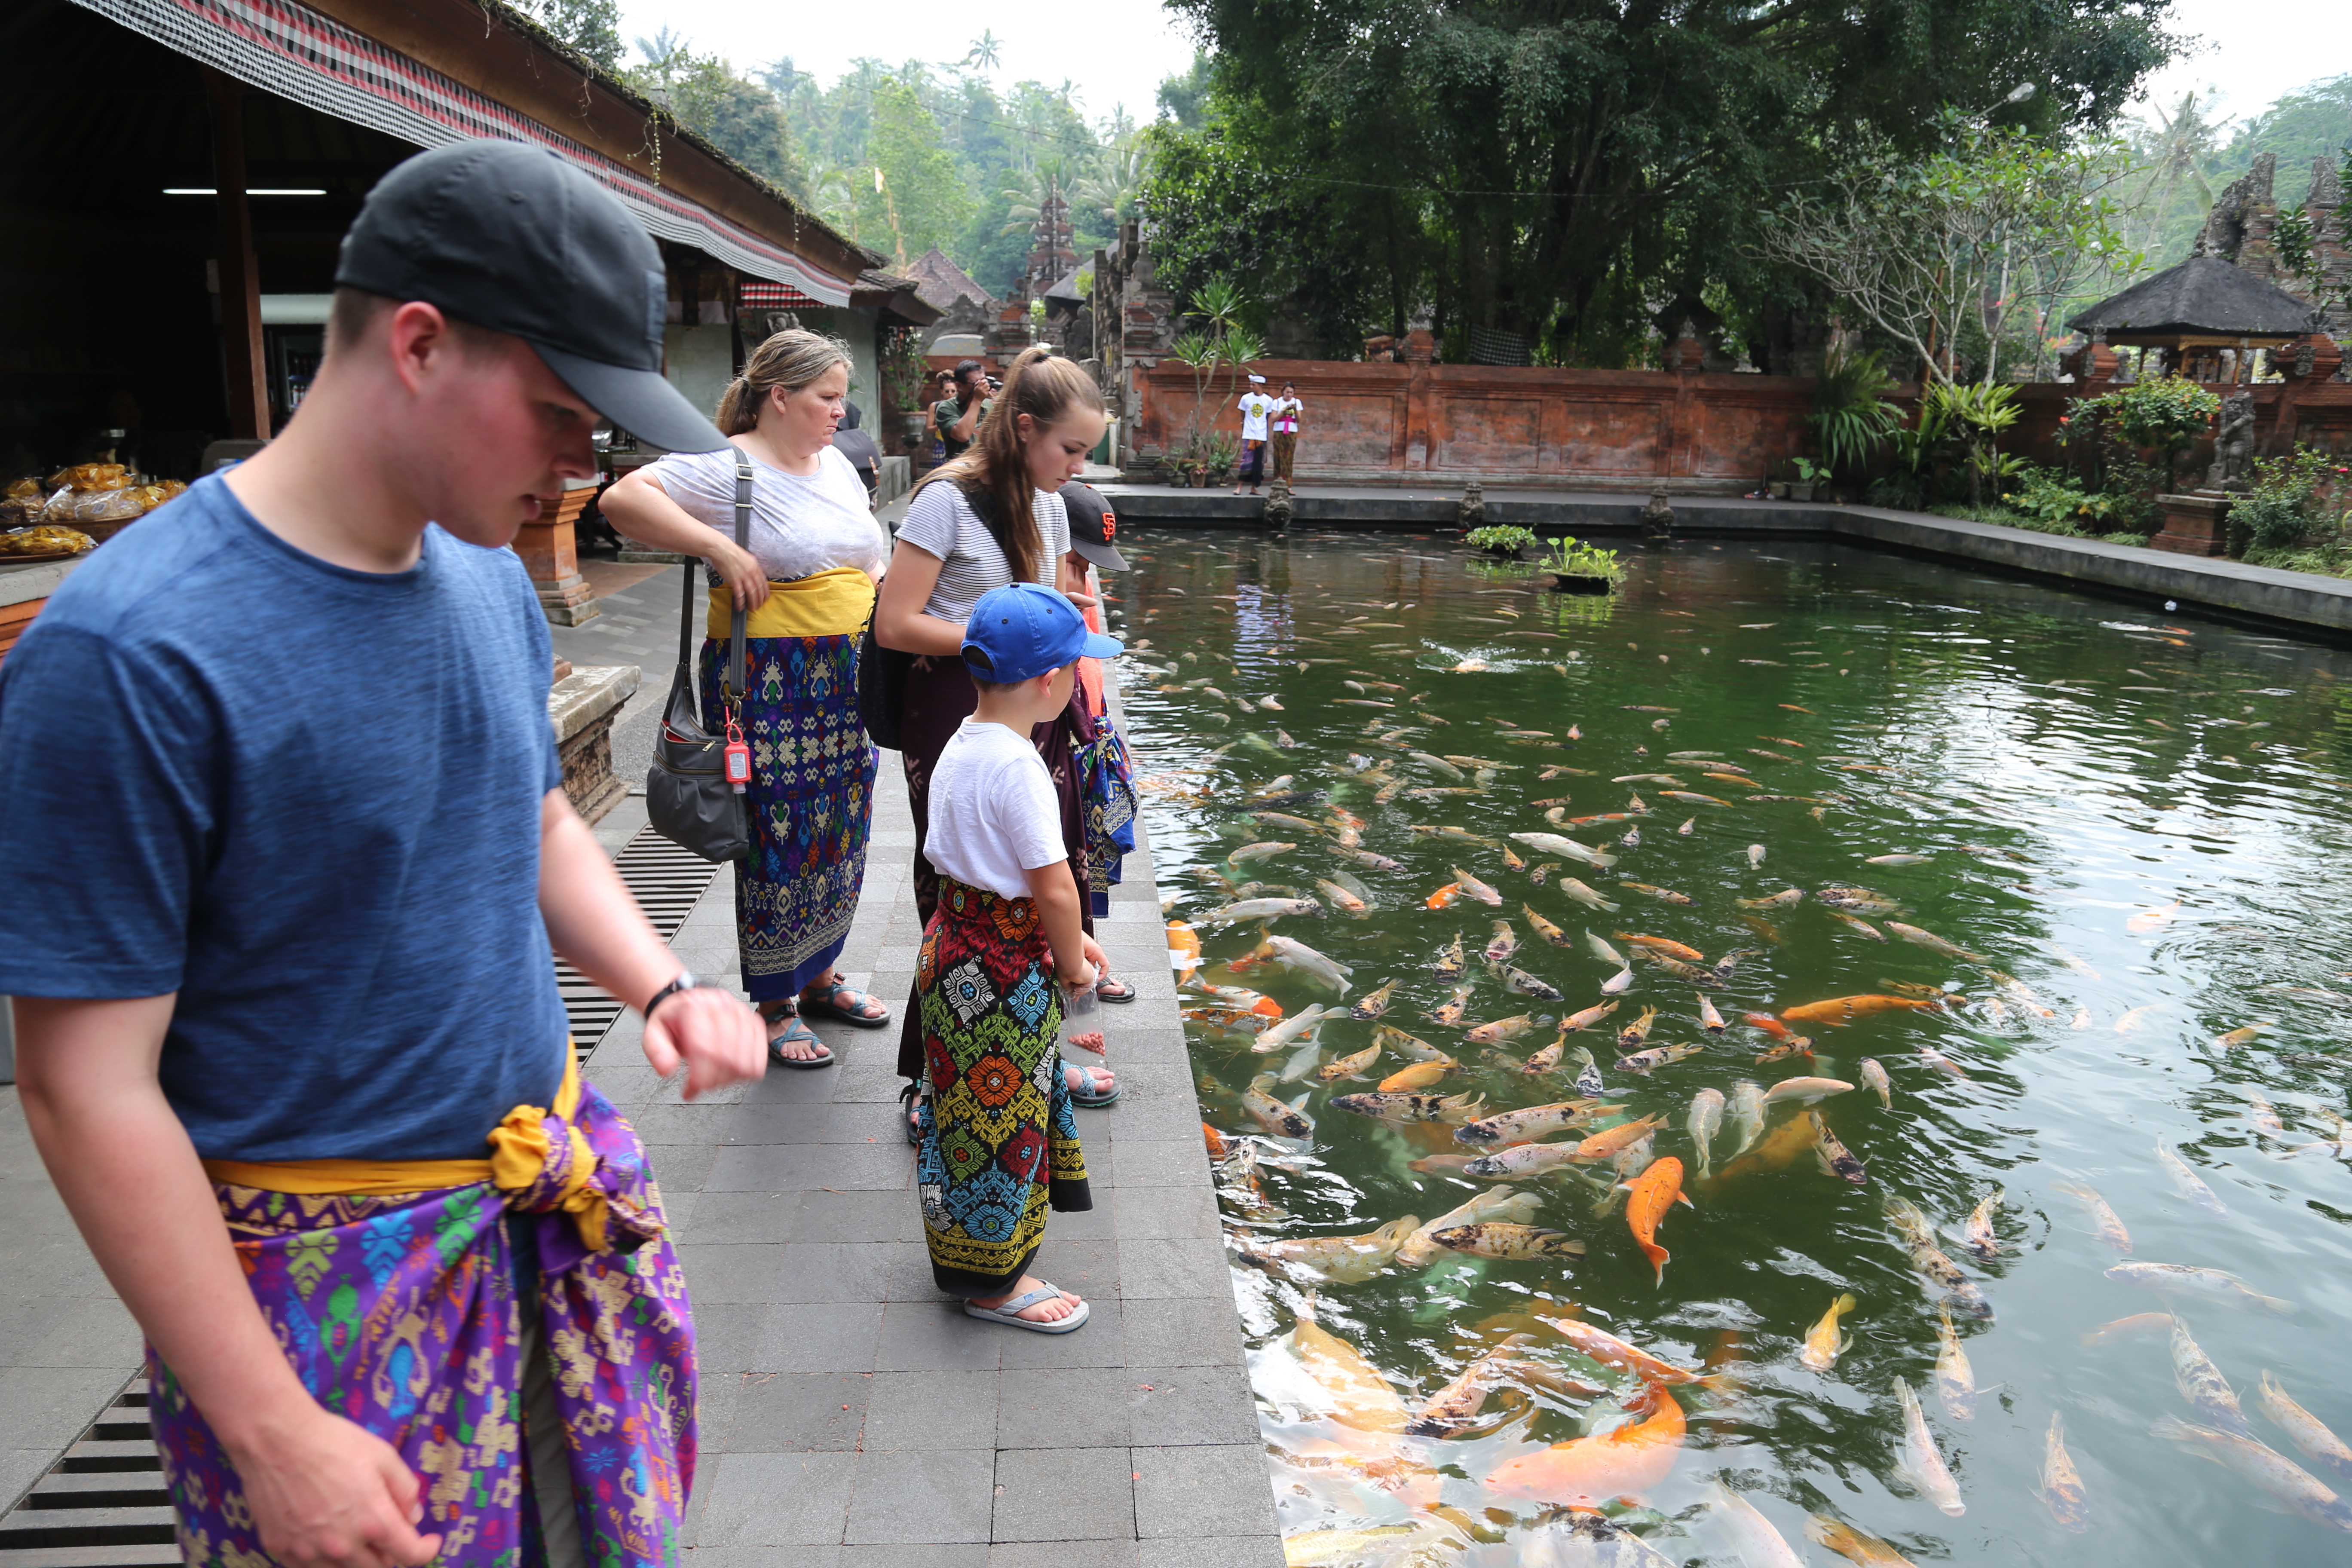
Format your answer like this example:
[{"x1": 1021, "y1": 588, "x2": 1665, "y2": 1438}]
[{"x1": 1106, "y1": 528, "x2": 2352, "y2": 1566}]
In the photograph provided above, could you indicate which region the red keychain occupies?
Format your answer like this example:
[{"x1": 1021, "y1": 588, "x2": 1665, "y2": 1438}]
[{"x1": 723, "y1": 714, "x2": 751, "y2": 792}]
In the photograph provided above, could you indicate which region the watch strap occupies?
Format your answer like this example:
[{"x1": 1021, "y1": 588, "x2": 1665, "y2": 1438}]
[{"x1": 643, "y1": 971, "x2": 700, "y2": 1020}]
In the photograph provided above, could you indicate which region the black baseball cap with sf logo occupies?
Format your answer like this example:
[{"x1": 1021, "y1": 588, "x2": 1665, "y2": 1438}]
[{"x1": 335, "y1": 138, "x2": 729, "y2": 454}]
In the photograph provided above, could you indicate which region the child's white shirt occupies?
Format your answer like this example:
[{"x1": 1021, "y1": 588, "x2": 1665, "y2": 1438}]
[{"x1": 925, "y1": 718, "x2": 1065, "y2": 899}]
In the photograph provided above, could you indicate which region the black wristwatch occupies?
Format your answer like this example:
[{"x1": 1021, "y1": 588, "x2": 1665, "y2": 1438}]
[{"x1": 642, "y1": 971, "x2": 701, "y2": 1020}]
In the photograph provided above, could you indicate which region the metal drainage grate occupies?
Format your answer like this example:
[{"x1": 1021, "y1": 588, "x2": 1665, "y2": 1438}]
[
  {"x1": 0, "y1": 835, "x2": 724, "y2": 1566},
  {"x1": 556, "y1": 825, "x2": 726, "y2": 1057},
  {"x1": 0, "y1": 1377, "x2": 176, "y2": 1568}
]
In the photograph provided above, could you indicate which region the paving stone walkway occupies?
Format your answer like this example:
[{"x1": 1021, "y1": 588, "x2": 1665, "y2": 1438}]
[{"x1": 0, "y1": 683, "x2": 1282, "y2": 1567}]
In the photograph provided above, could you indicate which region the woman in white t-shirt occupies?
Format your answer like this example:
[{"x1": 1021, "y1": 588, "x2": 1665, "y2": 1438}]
[
  {"x1": 873, "y1": 344, "x2": 1125, "y2": 1131},
  {"x1": 601, "y1": 330, "x2": 890, "y2": 1067}
]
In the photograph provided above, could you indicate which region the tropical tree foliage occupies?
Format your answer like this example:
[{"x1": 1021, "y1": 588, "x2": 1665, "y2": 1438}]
[
  {"x1": 625, "y1": 30, "x2": 802, "y2": 195},
  {"x1": 1146, "y1": 0, "x2": 2176, "y2": 364},
  {"x1": 615, "y1": 34, "x2": 1149, "y2": 293},
  {"x1": 1762, "y1": 117, "x2": 2144, "y2": 385}
]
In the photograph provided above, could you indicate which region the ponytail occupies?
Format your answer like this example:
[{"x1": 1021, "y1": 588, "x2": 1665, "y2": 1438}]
[
  {"x1": 910, "y1": 345, "x2": 1106, "y2": 584},
  {"x1": 717, "y1": 328, "x2": 852, "y2": 435}
]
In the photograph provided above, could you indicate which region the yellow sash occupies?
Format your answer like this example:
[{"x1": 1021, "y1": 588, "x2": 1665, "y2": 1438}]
[
  {"x1": 201, "y1": 1054, "x2": 610, "y2": 1250},
  {"x1": 706, "y1": 564, "x2": 876, "y2": 640}
]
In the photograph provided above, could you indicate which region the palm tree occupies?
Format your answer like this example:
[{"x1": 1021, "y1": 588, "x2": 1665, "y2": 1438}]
[
  {"x1": 1076, "y1": 138, "x2": 1150, "y2": 223},
  {"x1": 962, "y1": 31, "x2": 1001, "y2": 72},
  {"x1": 2128, "y1": 91, "x2": 2229, "y2": 266}
]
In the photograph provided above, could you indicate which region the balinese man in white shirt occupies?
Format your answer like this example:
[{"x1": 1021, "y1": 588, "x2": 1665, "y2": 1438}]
[{"x1": 1234, "y1": 373, "x2": 1275, "y2": 496}]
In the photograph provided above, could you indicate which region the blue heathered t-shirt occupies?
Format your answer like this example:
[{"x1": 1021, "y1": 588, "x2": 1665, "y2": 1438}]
[{"x1": 0, "y1": 475, "x2": 569, "y2": 1161}]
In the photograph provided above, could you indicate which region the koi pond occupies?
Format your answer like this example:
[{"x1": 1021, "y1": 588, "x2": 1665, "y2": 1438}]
[{"x1": 1108, "y1": 529, "x2": 2352, "y2": 1567}]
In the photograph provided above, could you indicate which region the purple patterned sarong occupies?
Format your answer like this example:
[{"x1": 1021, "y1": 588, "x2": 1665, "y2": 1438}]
[{"x1": 150, "y1": 1075, "x2": 694, "y2": 1568}]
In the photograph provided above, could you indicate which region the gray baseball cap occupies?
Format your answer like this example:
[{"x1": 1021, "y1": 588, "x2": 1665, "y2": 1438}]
[{"x1": 336, "y1": 139, "x2": 727, "y2": 453}]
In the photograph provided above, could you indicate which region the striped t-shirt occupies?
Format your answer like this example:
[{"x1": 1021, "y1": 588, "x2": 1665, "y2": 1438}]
[{"x1": 895, "y1": 480, "x2": 1071, "y2": 624}]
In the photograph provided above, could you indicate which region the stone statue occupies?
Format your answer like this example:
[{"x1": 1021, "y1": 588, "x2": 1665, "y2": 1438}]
[
  {"x1": 2205, "y1": 391, "x2": 2257, "y2": 492},
  {"x1": 1458, "y1": 480, "x2": 1486, "y2": 530},
  {"x1": 1263, "y1": 477, "x2": 1294, "y2": 531},
  {"x1": 1641, "y1": 488, "x2": 1675, "y2": 538}
]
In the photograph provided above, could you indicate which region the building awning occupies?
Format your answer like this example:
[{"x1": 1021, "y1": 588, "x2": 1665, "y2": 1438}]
[{"x1": 74, "y1": 0, "x2": 858, "y2": 306}]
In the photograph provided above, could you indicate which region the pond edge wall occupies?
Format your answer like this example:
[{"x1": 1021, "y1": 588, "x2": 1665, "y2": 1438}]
[{"x1": 1096, "y1": 486, "x2": 2352, "y2": 642}]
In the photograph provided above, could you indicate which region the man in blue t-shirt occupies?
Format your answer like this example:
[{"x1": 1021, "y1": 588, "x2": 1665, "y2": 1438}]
[{"x1": 0, "y1": 141, "x2": 763, "y2": 1568}]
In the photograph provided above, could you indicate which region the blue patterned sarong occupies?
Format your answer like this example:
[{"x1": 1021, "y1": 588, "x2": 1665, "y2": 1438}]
[{"x1": 698, "y1": 632, "x2": 876, "y2": 1000}]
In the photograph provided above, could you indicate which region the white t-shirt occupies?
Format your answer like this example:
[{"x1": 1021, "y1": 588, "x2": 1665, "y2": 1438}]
[
  {"x1": 924, "y1": 718, "x2": 1066, "y2": 899},
  {"x1": 646, "y1": 443, "x2": 885, "y2": 582},
  {"x1": 1237, "y1": 392, "x2": 1275, "y2": 441},
  {"x1": 1272, "y1": 397, "x2": 1302, "y2": 434},
  {"x1": 895, "y1": 481, "x2": 1071, "y2": 624}
]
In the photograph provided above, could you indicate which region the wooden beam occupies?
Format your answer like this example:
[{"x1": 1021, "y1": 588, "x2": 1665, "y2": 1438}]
[{"x1": 204, "y1": 67, "x2": 271, "y2": 442}]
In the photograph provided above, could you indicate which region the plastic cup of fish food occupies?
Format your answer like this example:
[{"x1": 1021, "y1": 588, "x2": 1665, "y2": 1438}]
[{"x1": 1060, "y1": 981, "x2": 1105, "y2": 1055}]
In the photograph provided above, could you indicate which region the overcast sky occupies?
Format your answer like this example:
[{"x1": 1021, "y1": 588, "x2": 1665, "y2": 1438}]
[
  {"x1": 618, "y1": 0, "x2": 2341, "y2": 139},
  {"x1": 2133, "y1": 0, "x2": 2352, "y2": 127}
]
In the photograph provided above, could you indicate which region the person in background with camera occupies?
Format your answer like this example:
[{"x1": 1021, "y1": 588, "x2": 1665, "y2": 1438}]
[
  {"x1": 873, "y1": 344, "x2": 1132, "y2": 1141},
  {"x1": 932, "y1": 358, "x2": 992, "y2": 462},
  {"x1": 601, "y1": 329, "x2": 891, "y2": 1066}
]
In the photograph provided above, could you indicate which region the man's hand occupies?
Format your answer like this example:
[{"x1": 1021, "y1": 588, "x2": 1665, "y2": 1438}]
[
  {"x1": 232, "y1": 1403, "x2": 443, "y2": 1568},
  {"x1": 643, "y1": 983, "x2": 765, "y2": 1100}
]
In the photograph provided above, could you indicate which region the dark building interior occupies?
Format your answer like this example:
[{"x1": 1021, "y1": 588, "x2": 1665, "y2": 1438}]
[{"x1": 2, "y1": 0, "x2": 423, "y2": 480}]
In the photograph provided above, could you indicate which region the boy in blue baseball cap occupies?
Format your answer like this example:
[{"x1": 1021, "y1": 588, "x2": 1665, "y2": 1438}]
[{"x1": 911, "y1": 582, "x2": 1122, "y2": 1331}]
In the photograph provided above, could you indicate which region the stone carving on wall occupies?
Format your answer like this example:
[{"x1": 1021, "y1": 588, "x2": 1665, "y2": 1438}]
[{"x1": 2205, "y1": 390, "x2": 2257, "y2": 491}]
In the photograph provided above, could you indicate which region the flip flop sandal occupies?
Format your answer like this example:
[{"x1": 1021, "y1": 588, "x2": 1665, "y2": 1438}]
[
  {"x1": 1095, "y1": 976, "x2": 1136, "y2": 1004},
  {"x1": 799, "y1": 980, "x2": 893, "y2": 1029},
  {"x1": 898, "y1": 1081, "x2": 923, "y2": 1147},
  {"x1": 763, "y1": 1011, "x2": 836, "y2": 1069},
  {"x1": 1066, "y1": 1065, "x2": 1121, "y2": 1108},
  {"x1": 964, "y1": 1283, "x2": 1089, "y2": 1334}
]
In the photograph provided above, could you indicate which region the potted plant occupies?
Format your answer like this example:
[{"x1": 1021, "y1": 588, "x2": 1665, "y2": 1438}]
[
  {"x1": 1465, "y1": 524, "x2": 1540, "y2": 558},
  {"x1": 1540, "y1": 535, "x2": 1626, "y2": 592},
  {"x1": 1788, "y1": 456, "x2": 1828, "y2": 502}
]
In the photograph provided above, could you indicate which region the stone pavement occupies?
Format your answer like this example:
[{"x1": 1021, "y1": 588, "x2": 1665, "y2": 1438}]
[
  {"x1": 581, "y1": 741, "x2": 1282, "y2": 1565},
  {"x1": 0, "y1": 689, "x2": 1283, "y2": 1565}
]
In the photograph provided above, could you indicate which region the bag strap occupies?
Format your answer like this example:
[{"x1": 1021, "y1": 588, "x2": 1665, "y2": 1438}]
[
  {"x1": 674, "y1": 550, "x2": 699, "y2": 674},
  {"x1": 725, "y1": 455, "x2": 752, "y2": 708}
]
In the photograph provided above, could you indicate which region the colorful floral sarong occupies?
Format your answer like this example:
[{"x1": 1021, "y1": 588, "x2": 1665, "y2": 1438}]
[
  {"x1": 698, "y1": 567, "x2": 877, "y2": 1001},
  {"x1": 156, "y1": 1063, "x2": 693, "y2": 1568},
  {"x1": 914, "y1": 878, "x2": 1091, "y2": 1295}
]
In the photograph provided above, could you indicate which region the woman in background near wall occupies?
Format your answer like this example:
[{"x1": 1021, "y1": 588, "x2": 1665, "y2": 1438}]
[
  {"x1": 600, "y1": 330, "x2": 892, "y2": 1065},
  {"x1": 873, "y1": 345, "x2": 1130, "y2": 1137},
  {"x1": 1269, "y1": 381, "x2": 1302, "y2": 484}
]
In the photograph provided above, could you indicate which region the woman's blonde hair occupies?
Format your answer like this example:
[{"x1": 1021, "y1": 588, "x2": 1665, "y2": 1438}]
[
  {"x1": 910, "y1": 345, "x2": 1105, "y2": 583},
  {"x1": 717, "y1": 328, "x2": 852, "y2": 435}
]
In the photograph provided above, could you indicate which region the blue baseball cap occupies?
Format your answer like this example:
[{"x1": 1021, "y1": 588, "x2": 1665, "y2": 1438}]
[{"x1": 962, "y1": 582, "x2": 1123, "y2": 683}]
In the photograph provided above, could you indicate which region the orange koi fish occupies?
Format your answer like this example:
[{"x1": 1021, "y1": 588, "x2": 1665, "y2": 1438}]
[
  {"x1": 1743, "y1": 1011, "x2": 1793, "y2": 1039},
  {"x1": 1624, "y1": 1156, "x2": 1695, "y2": 1285},
  {"x1": 1615, "y1": 934, "x2": 1704, "y2": 963},
  {"x1": 1779, "y1": 994, "x2": 1942, "y2": 1026},
  {"x1": 1572, "y1": 1114, "x2": 1668, "y2": 1161},
  {"x1": 1167, "y1": 920, "x2": 1200, "y2": 985},
  {"x1": 1485, "y1": 1381, "x2": 1686, "y2": 1508},
  {"x1": 1538, "y1": 1315, "x2": 1708, "y2": 1384},
  {"x1": 1426, "y1": 882, "x2": 1463, "y2": 909}
]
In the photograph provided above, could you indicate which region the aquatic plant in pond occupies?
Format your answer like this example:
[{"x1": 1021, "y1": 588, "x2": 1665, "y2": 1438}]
[{"x1": 1112, "y1": 528, "x2": 2352, "y2": 1565}]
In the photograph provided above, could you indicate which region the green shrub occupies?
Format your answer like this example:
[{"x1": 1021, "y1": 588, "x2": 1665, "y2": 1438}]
[
  {"x1": 1541, "y1": 535, "x2": 1625, "y2": 579},
  {"x1": 1465, "y1": 525, "x2": 1539, "y2": 554},
  {"x1": 1809, "y1": 343, "x2": 1902, "y2": 478},
  {"x1": 2234, "y1": 447, "x2": 2352, "y2": 552}
]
